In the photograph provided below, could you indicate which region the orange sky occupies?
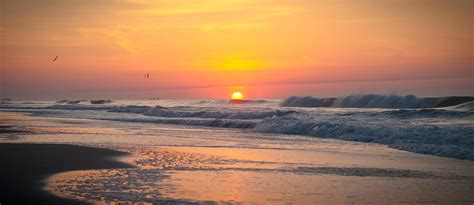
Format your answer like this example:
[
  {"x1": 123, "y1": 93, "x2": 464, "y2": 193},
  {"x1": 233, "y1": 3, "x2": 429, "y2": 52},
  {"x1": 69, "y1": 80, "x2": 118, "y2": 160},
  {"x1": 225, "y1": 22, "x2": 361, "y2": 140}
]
[{"x1": 1, "y1": 0, "x2": 472, "y2": 100}]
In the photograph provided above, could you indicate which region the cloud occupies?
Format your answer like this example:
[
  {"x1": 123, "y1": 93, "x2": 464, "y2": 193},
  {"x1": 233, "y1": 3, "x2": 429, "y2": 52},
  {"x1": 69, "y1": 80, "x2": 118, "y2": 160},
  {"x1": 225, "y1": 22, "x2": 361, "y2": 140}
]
[
  {"x1": 77, "y1": 27, "x2": 141, "y2": 54},
  {"x1": 124, "y1": 0, "x2": 303, "y2": 17}
]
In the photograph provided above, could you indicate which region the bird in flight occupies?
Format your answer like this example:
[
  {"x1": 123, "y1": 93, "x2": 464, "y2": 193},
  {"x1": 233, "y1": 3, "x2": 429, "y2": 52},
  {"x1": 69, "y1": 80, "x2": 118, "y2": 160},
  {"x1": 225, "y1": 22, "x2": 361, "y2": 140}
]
[
  {"x1": 52, "y1": 56, "x2": 58, "y2": 61},
  {"x1": 145, "y1": 73, "x2": 150, "y2": 78}
]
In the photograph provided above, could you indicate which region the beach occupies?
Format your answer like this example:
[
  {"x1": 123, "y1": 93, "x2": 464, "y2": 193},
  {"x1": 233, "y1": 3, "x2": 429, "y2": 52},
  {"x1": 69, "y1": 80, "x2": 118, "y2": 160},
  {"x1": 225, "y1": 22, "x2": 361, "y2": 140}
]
[
  {"x1": 0, "y1": 105, "x2": 473, "y2": 204},
  {"x1": 0, "y1": 141, "x2": 132, "y2": 205}
]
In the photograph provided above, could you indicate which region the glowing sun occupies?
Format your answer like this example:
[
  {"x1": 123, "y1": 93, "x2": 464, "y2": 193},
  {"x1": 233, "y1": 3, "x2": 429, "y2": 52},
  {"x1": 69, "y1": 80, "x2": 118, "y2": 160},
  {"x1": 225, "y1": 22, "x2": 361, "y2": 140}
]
[{"x1": 231, "y1": 92, "x2": 244, "y2": 100}]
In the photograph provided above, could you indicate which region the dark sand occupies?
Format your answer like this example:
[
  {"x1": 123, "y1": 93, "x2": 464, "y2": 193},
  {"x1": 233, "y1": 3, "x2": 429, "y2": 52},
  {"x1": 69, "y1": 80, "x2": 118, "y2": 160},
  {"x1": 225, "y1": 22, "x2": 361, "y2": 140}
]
[{"x1": 0, "y1": 143, "x2": 133, "y2": 205}]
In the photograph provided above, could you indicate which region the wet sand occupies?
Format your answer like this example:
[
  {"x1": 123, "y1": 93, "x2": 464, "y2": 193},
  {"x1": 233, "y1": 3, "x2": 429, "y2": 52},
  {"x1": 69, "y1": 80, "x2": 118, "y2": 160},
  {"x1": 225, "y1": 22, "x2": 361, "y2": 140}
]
[{"x1": 0, "y1": 143, "x2": 133, "y2": 205}]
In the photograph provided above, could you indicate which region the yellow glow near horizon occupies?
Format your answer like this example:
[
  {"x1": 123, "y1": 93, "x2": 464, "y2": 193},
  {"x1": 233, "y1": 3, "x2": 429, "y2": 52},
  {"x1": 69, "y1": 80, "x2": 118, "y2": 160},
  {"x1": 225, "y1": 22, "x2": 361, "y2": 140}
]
[
  {"x1": 231, "y1": 92, "x2": 244, "y2": 100},
  {"x1": 214, "y1": 58, "x2": 263, "y2": 71}
]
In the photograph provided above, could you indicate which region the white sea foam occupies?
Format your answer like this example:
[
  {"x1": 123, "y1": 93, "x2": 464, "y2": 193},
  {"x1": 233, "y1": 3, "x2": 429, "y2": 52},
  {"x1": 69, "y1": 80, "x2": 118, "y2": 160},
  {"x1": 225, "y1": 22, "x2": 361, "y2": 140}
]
[{"x1": 253, "y1": 113, "x2": 473, "y2": 160}]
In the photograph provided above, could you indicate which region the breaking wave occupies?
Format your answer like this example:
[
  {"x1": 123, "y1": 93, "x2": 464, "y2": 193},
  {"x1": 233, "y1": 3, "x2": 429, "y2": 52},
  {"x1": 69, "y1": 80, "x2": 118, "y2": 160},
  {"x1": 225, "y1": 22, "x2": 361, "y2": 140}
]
[
  {"x1": 449, "y1": 101, "x2": 474, "y2": 112},
  {"x1": 281, "y1": 94, "x2": 474, "y2": 109},
  {"x1": 333, "y1": 94, "x2": 433, "y2": 108},
  {"x1": 253, "y1": 114, "x2": 473, "y2": 160},
  {"x1": 281, "y1": 96, "x2": 335, "y2": 107}
]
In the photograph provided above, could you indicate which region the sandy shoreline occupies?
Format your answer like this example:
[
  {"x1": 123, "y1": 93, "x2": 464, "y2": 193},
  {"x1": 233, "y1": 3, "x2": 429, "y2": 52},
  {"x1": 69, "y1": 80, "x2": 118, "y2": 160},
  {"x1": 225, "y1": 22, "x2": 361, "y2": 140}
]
[{"x1": 0, "y1": 143, "x2": 133, "y2": 205}]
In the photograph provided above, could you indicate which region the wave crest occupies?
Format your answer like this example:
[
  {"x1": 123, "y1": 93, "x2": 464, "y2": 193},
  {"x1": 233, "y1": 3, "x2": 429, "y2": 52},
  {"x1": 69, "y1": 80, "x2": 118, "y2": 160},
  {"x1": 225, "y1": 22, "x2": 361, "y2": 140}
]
[
  {"x1": 281, "y1": 94, "x2": 474, "y2": 109},
  {"x1": 333, "y1": 94, "x2": 430, "y2": 108}
]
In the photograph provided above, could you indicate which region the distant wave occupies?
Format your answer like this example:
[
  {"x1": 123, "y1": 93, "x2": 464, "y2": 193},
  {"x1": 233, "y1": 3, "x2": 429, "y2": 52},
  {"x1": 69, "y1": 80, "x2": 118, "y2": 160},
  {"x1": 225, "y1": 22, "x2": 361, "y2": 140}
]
[
  {"x1": 90, "y1": 99, "x2": 113, "y2": 104},
  {"x1": 333, "y1": 95, "x2": 432, "y2": 108},
  {"x1": 109, "y1": 105, "x2": 295, "y2": 120},
  {"x1": 192, "y1": 100, "x2": 227, "y2": 105},
  {"x1": 48, "y1": 104, "x2": 114, "y2": 110},
  {"x1": 232, "y1": 99, "x2": 270, "y2": 104},
  {"x1": 379, "y1": 108, "x2": 473, "y2": 118},
  {"x1": 56, "y1": 99, "x2": 112, "y2": 105},
  {"x1": 281, "y1": 94, "x2": 474, "y2": 109},
  {"x1": 281, "y1": 96, "x2": 335, "y2": 107},
  {"x1": 56, "y1": 100, "x2": 86, "y2": 104},
  {"x1": 109, "y1": 117, "x2": 256, "y2": 129},
  {"x1": 192, "y1": 99, "x2": 272, "y2": 105}
]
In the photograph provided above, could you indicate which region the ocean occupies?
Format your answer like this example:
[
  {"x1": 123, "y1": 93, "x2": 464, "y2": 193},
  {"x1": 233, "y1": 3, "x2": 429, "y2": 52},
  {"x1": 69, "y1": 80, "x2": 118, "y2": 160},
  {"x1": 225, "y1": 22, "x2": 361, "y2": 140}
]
[{"x1": 2, "y1": 96, "x2": 473, "y2": 160}]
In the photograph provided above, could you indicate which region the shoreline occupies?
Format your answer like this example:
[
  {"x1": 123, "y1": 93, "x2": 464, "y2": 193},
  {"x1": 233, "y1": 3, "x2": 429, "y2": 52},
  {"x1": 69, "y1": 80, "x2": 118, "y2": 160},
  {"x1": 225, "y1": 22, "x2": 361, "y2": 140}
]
[{"x1": 0, "y1": 143, "x2": 133, "y2": 205}]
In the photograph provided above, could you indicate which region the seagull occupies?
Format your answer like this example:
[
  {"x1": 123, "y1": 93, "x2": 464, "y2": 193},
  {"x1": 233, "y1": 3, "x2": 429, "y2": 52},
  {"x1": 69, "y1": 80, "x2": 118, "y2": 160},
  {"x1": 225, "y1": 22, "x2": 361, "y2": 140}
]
[{"x1": 52, "y1": 56, "x2": 58, "y2": 61}]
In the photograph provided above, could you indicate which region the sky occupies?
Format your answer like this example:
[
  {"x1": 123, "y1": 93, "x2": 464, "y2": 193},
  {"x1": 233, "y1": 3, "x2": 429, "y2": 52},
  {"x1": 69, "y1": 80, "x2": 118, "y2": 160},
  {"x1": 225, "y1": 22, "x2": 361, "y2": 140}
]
[{"x1": 1, "y1": 0, "x2": 472, "y2": 100}]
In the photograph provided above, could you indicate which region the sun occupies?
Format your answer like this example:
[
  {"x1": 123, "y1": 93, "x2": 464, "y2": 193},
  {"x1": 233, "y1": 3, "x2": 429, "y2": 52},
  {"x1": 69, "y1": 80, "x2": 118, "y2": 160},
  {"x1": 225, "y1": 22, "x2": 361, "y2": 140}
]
[{"x1": 231, "y1": 92, "x2": 244, "y2": 100}]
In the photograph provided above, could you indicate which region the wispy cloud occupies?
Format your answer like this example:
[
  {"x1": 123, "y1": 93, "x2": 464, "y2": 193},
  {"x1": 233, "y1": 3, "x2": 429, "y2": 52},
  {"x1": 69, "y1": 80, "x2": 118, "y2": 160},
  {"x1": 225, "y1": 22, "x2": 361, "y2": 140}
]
[
  {"x1": 124, "y1": 0, "x2": 303, "y2": 17},
  {"x1": 77, "y1": 27, "x2": 141, "y2": 54}
]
